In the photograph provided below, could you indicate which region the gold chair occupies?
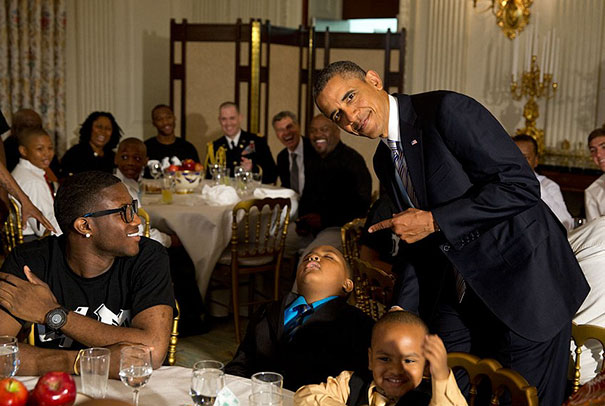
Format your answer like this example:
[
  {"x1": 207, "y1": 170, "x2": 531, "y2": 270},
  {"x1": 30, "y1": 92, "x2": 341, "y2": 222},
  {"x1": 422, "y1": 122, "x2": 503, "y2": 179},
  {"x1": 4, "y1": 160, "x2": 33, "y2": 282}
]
[
  {"x1": 447, "y1": 352, "x2": 539, "y2": 406},
  {"x1": 212, "y1": 197, "x2": 291, "y2": 342},
  {"x1": 571, "y1": 322, "x2": 605, "y2": 393},
  {"x1": 351, "y1": 257, "x2": 395, "y2": 321},
  {"x1": 340, "y1": 217, "x2": 366, "y2": 266},
  {"x1": 137, "y1": 207, "x2": 151, "y2": 238},
  {"x1": 2, "y1": 198, "x2": 24, "y2": 254}
]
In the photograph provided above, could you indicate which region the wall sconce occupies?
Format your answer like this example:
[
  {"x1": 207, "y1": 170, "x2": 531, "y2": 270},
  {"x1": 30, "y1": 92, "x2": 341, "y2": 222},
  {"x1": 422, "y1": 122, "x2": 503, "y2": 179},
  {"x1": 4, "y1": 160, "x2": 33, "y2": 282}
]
[{"x1": 473, "y1": 0, "x2": 533, "y2": 40}]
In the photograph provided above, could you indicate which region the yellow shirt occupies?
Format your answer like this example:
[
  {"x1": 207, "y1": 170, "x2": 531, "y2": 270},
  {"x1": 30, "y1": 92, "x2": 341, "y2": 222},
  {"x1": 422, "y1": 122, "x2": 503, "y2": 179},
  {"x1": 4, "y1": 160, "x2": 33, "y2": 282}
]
[{"x1": 294, "y1": 370, "x2": 467, "y2": 406}]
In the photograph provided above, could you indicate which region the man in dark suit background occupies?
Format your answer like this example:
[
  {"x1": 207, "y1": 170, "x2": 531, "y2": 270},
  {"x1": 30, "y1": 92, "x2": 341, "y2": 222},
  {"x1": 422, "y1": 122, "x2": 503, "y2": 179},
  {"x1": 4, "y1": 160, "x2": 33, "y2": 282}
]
[
  {"x1": 210, "y1": 102, "x2": 277, "y2": 184},
  {"x1": 273, "y1": 111, "x2": 317, "y2": 194},
  {"x1": 313, "y1": 61, "x2": 589, "y2": 405}
]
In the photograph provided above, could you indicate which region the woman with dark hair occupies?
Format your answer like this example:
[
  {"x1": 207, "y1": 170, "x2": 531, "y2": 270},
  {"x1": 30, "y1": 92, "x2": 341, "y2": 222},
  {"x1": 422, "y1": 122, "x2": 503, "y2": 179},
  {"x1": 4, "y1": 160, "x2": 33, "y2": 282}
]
[{"x1": 60, "y1": 112, "x2": 123, "y2": 177}]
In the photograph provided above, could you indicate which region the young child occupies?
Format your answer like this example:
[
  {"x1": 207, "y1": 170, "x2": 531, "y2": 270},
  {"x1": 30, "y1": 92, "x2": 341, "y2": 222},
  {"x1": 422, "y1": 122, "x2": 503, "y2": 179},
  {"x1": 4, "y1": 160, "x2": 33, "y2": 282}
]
[
  {"x1": 294, "y1": 311, "x2": 467, "y2": 406},
  {"x1": 11, "y1": 127, "x2": 61, "y2": 238},
  {"x1": 225, "y1": 245, "x2": 374, "y2": 391}
]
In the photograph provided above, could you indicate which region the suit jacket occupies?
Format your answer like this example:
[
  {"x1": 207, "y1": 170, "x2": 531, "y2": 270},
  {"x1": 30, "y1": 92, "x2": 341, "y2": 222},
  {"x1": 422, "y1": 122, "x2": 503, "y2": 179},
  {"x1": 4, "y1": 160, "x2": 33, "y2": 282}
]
[
  {"x1": 224, "y1": 293, "x2": 374, "y2": 391},
  {"x1": 276, "y1": 136, "x2": 317, "y2": 190},
  {"x1": 375, "y1": 91, "x2": 589, "y2": 342},
  {"x1": 211, "y1": 130, "x2": 277, "y2": 184}
]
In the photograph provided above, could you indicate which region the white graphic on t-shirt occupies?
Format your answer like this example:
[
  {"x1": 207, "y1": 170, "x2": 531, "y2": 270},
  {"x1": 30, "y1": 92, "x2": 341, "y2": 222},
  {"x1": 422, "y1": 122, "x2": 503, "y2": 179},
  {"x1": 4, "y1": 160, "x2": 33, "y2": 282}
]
[{"x1": 37, "y1": 305, "x2": 130, "y2": 348}]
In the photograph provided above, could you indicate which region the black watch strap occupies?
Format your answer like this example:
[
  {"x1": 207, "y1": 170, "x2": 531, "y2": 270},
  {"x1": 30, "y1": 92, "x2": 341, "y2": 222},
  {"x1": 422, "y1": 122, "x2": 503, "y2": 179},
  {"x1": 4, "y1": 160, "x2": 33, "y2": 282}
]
[{"x1": 44, "y1": 306, "x2": 69, "y2": 331}]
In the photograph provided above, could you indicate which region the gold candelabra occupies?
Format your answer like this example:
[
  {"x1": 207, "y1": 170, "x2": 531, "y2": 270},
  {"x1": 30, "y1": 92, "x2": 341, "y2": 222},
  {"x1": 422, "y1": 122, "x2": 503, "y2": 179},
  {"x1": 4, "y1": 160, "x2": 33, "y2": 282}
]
[
  {"x1": 473, "y1": 0, "x2": 533, "y2": 40},
  {"x1": 510, "y1": 55, "x2": 557, "y2": 156}
]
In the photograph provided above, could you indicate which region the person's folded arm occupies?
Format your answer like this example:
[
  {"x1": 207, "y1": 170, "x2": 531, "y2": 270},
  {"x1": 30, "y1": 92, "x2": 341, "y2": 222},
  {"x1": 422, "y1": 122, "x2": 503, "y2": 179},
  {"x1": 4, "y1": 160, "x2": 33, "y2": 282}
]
[{"x1": 294, "y1": 371, "x2": 352, "y2": 406}]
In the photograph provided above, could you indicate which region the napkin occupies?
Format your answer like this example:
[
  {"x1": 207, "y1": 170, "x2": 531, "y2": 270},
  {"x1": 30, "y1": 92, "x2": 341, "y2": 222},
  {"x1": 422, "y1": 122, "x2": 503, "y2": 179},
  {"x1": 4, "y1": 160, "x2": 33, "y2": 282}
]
[
  {"x1": 215, "y1": 387, "x2": 240, "y2": 406},
  {"x1": 201, "y1": 185, "x2": 240, "y2": 206},
  {"x1": 253, "y1": 187, "x2": 298, "y2": 200}
]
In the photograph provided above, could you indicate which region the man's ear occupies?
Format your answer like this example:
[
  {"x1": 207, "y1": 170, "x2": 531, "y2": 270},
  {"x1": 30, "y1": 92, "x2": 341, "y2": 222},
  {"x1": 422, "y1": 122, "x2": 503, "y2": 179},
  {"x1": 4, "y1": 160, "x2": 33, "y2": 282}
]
[
  {"x1": 73, "y1": 217, "x2": 92, "y2": 237},
  {"x1": 342, "y1": 278, "x2": 354, "y2": 294},
  {"x1": 18, "y1": 145, "x2": 28, "y2": 159},
  {"x1": 365, "y1": 70, "x2": 384, "y2": 91}
]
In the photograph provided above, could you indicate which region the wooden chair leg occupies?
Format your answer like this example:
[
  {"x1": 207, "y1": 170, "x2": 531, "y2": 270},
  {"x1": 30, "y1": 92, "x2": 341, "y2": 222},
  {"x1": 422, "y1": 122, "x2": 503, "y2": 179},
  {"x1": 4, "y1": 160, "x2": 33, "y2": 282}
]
[{"x1": 232, "y1": 267, "x2": 241, "y2": 344}]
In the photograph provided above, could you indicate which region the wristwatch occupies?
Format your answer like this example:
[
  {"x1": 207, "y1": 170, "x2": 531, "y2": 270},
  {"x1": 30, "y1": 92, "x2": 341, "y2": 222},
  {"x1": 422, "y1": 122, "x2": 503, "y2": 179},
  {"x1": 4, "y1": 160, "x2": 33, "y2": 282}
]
[{"x1": 44, "y1": 307, "x2": 69, "y2": 331}]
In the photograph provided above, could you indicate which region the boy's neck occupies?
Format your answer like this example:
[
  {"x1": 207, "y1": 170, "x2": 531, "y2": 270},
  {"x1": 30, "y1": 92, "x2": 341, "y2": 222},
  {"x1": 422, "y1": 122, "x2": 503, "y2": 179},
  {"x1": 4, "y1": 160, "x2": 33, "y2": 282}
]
[{"x1": 300, "y1": 290, "x2": 340, "y2": 305}]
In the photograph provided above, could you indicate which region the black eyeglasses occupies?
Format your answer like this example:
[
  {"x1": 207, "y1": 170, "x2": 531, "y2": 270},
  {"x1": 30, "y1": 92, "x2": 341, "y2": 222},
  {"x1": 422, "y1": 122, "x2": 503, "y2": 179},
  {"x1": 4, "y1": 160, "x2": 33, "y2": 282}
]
[{"x1": 82, "y1": 200, "x2": 139, "y2": 223}]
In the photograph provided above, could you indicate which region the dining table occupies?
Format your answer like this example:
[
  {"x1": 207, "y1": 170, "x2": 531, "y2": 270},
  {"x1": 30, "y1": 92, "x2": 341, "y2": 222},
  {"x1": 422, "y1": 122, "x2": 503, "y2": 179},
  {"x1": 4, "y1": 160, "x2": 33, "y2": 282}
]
[
  {"x1": 19, "y1": 366, "x2": 295, "y2": 405},
  {"x1": 140, "y1": 180, "x2": 299, "y2": 315}
]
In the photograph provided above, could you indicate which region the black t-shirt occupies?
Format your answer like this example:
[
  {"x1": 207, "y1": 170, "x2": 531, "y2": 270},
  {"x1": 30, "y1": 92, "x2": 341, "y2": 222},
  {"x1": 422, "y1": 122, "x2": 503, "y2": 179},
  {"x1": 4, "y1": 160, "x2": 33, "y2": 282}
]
[
  {"x1": 144, "y1": 137, "x2": 200, "y2": 163},
  {"x1": 0, "y1": 236, "x2": 175, "y2": 350},
  {"x1": 60, "y1": 143, "x2": 115, "y2": 177}
]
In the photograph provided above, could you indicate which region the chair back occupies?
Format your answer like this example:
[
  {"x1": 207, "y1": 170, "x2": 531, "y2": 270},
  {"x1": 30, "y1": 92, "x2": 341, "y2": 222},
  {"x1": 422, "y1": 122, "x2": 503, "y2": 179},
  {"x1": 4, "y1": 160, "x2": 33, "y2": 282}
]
[
  {"x1": 340, "y1": 217, "x2": 366, "y2": 266},
  {"x1": 571, "y1": 322, "x2": 605, "y2": 393},
  {"x1": 230, "y1": 197, "x2": 291, "y2": 265},
  {"x1": 447, "y1": 352, "x2": 539, "y2": 406},
  {"x1": 166, "y1": 299, "x2": 180, "y2": 366},
  {"x1": 351, "y1": 257, "x2": 395, "y2": 320},
  {"x1": 2, "y1": 198, "x2": 24, "y2": 254},
  {"x1": 137, "y1": 207, "x2": 151, "y2": 238}
]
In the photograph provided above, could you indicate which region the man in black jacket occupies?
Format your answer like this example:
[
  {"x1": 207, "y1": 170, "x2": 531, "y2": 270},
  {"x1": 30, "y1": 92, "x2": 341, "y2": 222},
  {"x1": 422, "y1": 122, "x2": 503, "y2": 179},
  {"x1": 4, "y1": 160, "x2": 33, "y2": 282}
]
[{"x1": 225, "y1": 245, "x2": 374, "y2": 391}]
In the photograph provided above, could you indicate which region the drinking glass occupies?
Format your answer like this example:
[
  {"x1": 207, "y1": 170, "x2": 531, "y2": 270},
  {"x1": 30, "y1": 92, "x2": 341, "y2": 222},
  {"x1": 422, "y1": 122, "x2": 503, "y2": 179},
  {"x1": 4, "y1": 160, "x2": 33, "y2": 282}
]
[
  {"x1": 190, "y1": 360, "x2": 225, "y2": 406},
  {"x1": 119, "y1": 345, "x2": 152, "y2": 406},
  {"x1": 251, "y1": 372, "x2": 283, "y2": 395},
  {"x1": 161, "y1": 175, "x2": 174, "y2": 204},
  {"x1": 249, "y1": 392, "x2": 284, "y2": 406},
  {"x1": 80, "y1": 347, "x2": 110, "y2": 399},
  {"x1": 0, "y1": 336, "x2": 19, "y2": 378}
]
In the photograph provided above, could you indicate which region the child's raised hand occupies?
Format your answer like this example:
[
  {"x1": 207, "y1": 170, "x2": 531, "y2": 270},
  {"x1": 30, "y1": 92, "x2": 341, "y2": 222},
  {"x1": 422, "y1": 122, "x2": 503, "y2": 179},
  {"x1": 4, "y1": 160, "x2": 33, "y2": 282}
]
[{"x1": 423, "y1": 334, "x2": 449, "y2": 381}]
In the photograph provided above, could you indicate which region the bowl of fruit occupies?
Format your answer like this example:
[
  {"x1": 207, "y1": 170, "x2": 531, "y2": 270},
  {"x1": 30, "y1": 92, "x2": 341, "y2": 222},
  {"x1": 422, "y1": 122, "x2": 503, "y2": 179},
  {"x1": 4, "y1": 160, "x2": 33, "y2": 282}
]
[{"x1": 166, "y1": 159, "x2": 204, "y2": 194}]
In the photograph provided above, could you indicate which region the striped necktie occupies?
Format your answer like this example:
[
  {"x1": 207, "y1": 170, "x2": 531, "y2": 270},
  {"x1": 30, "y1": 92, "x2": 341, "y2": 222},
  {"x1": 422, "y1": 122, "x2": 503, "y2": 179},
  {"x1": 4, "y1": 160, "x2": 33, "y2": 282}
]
[{"x1": 386, "y1": 139, "x2": 418, "y2": 208}]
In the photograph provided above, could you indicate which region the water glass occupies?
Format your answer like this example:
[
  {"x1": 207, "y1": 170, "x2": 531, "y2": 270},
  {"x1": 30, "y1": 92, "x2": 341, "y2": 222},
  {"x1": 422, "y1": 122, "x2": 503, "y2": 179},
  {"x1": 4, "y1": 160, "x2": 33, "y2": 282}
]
[
  {"x1": 80, "y1": 347, "x2": 110, "y2": 398},
  {"x1": 251, "y1": 372, "x2": 283, "y2": 394},
  {"x1": 0, "y1": 336, "x2": 19, "y2": 378},
  {"x1": 190, "y1": 360, "x2": 225, "y2": 406},
  {"x1": 119, "y1": 345, "x2": 153, "y2": 406},
  {"x1": 251, "y1": 173, "x2": 262, "y2": 190},
  {"x1": 249, "y1": 392, "x2": 284, "y2": 406},
  {"x1": 148, "y1": 160, "x2": 162, "y2": 179}
]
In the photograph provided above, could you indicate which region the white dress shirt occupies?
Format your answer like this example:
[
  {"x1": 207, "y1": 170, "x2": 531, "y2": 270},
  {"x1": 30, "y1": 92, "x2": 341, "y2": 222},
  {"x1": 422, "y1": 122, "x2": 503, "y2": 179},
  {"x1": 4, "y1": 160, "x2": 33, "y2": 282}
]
[
  {"x1": 289, "y1": 138, "x2": 305, "y2": 194},
  {"x1": 11, "y1": 159, "x2": 61, "y2": 237},
  {"x1": 115, "y1": 169, "x2": 171, "y2": 248},
  {"x1": 224, "y1": 130, "x2": 241, "y2": 149},
  {"x1": 568, "y1": 217, "x2": 605, "y2": 383},
  {"x1": 536, "y1": 173, "x2": 573, "y2": 231},
  {"x1": 585, "y1": 174, "x2": 605, "y2": 222}
]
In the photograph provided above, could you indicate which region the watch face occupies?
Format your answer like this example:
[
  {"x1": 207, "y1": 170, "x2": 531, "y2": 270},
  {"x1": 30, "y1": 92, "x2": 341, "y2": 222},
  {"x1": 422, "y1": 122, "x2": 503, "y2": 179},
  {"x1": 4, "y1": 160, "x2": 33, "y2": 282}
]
[{"x1": 51, "y1": 313, "x2": 63, "y2": 324}]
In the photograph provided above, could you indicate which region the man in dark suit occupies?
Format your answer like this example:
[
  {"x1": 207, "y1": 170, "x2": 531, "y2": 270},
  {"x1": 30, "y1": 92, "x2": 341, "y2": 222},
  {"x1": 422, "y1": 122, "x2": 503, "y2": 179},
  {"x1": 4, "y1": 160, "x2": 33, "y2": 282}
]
[
  {"x1": 313, "y1": 61, "x2": 589, "y2": 405},
  {"x1": 225, "y1": 245, "x2": 373, "y2": 391},
  {"x1": 210, "y1": 102, "x2": 277, "y2": 184},
  {"x1": 273, "y1": 111, "x2": 317, "y2": 194}
]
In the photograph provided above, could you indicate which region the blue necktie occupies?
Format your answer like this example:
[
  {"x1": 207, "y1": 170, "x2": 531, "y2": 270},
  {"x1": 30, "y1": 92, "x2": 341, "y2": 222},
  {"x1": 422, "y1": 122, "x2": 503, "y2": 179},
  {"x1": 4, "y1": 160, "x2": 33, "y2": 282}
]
[
  {"x1": 284, "y1": 303, "x2": 314, "y2": 340},
  {"x1": 387, "y1": 139, "x2": 418, "y2": 208}
]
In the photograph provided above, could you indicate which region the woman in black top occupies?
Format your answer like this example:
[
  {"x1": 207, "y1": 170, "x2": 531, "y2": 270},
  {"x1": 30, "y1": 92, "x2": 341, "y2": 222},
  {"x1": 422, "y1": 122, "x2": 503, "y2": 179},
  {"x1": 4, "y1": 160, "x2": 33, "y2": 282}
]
[{"x1": 60, "y1": 111, "x2": 122, "y2": 177}]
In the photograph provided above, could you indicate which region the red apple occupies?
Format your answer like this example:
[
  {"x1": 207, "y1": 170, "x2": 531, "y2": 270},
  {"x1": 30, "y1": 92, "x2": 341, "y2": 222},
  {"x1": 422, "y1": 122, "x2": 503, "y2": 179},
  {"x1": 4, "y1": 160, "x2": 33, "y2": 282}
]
[
  {"x1": 31, "y1": 372, "x2": 76, "y2": 406},
  {"x1": 193, "y1": 162, "x2": 204, "y2": 172},
  {"x1": 166, "y1": 164, "x2": 180, "y2": 173},
  {"x1": 0, "y1": 378, "x2": 28, "y2": 406},
  {"x1": 182, "y1": 159, "x2": 196, "y2": 171}
]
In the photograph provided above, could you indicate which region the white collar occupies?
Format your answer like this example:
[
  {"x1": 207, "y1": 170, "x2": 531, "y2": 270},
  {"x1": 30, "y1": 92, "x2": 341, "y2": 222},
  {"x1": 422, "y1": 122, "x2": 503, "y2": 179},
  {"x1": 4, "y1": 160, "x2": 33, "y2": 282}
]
[
  {"x1": 225, "y1": 130, "x2": 242, "y2": 148},
  {"x1": 291, "y1": 137, "x2": 304, "y2": 156},
  {"x1": 383, "y1": 94, "x2": 401, "y2": 146},
  {"x1": 115, "y1": 168, "x2": 141, "y2": 185},
  {"x1": 18, "y1": 158, "x2": 46, "y2": 176}
]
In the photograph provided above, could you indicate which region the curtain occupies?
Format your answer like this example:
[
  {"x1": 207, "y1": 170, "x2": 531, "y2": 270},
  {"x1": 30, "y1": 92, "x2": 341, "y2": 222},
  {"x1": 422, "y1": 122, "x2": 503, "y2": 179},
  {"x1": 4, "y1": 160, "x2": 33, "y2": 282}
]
[{"x1": 0, "y1": 0, "x2": 66, "y2": 153}]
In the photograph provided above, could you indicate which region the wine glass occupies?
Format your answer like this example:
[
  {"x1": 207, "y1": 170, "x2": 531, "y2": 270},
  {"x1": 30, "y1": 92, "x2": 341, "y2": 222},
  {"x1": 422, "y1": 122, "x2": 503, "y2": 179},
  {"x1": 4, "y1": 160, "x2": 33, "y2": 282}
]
[
  {"x1": 119, "y1": 345, "x2": 152, "y2": 406},
  {"x1": 0, "y1": 336, "x2": 19, "y2": 378},
  {"x1": 190, "y1": 360, "x2": 224, "y2": 405}
]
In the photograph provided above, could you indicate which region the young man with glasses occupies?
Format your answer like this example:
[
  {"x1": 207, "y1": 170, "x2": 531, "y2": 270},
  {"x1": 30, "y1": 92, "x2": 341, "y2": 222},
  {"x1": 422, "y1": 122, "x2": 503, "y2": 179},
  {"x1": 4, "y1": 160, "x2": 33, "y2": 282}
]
[{"x1": 0, "y1": 171, "x2": 175, "y2": 379}]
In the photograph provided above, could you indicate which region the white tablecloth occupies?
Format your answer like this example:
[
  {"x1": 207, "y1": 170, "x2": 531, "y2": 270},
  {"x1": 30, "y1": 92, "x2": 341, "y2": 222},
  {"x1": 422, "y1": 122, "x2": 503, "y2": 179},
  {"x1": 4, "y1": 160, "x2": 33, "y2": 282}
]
[
  {"x1": 141, "y1": 181, "x2": 298, "y2": 300},
  {"x1": 20, "y1": 366, "x2": 294, "y2": 406}
]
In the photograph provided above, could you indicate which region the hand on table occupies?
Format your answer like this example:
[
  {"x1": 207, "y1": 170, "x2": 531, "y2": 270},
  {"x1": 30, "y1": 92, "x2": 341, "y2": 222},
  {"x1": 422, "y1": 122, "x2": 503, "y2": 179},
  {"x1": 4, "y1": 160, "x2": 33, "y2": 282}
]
[
  {"x1": 0, "y1": 266, "x2": 60, "y2": 324},
  {"x1": 240, "y1": 157, "x2": 253, "y2": 172},
  {"x1": 368, "y1": 208, "x2": 435, "y2": 243}
]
